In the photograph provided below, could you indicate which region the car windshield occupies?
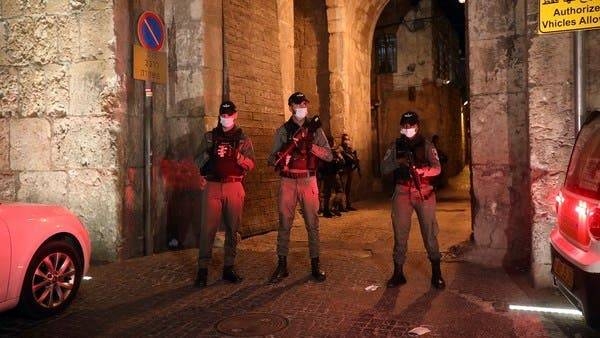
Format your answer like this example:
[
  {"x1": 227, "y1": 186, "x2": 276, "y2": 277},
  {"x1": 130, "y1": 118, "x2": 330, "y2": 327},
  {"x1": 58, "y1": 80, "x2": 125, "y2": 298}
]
[{"x1": 565, "y1": 113, "x2": 600, "y2": 199}]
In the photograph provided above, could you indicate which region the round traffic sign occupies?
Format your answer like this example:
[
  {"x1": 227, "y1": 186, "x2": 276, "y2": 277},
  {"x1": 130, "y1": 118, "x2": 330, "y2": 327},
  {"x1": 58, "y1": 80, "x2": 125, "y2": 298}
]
[{"x1": 137, "y1": 11, "x2": 165, "y2": 51}]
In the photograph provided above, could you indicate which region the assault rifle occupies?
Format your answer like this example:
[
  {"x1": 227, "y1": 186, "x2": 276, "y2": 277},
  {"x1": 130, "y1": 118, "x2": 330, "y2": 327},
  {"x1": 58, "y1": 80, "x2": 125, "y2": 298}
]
[
  {"x1": 274, "y1": 115, "x2": 322, "y2": 169},
  {"x1": 395, "y1": 138, "x2": 424, "y2": 200}
]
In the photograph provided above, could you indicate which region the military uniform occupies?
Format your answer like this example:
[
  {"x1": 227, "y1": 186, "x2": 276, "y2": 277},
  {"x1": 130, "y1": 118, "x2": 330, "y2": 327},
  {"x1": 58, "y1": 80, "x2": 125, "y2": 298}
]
[
  {"x1": 194, "y1": 101, "x2": 255, "y2": 287},
  {"x1": 340, "y1": 134, "x2": 360, "y2": 211},
  {"x1": 381, "y1": 111, "x2": 445, "y2": 289},
  {"x1": 320, "y1": 142, "x2": 345, "y2": 217},
  {"x1": 268, "y1": 92, "x2": 333, "y2": 283}
]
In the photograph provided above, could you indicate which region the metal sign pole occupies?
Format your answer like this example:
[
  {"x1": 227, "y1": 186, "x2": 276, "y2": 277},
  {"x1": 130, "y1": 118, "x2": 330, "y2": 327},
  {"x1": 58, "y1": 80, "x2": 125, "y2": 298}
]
[
  {"x1": 144, "y1": 80, "x2": 153, "y2": 256},
  {"x1": 574, "y1": 30, "x2": 586, "y2": 132}
]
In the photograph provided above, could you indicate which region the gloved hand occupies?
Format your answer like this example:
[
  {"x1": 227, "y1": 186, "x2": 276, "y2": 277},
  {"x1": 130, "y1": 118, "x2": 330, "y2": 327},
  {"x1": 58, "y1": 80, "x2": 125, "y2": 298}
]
[
  {"x1": 216, "y1": 143, "x2": 236, "y2": 159},
  {"x1": 198, "y1": 175, "x2": 207, "y2": 190}
]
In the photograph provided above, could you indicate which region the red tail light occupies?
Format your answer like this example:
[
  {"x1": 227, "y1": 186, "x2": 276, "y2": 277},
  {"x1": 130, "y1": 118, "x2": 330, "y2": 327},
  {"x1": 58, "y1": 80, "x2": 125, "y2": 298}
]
[{"x1": 589, "y1": 208, "x2": 600, "y2": 240}]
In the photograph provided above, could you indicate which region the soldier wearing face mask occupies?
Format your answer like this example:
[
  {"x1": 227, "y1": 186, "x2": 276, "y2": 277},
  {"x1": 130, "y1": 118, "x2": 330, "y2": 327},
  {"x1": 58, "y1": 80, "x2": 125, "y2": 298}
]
[
  {"x1": 380, "y1": 111, "x2": 446, "y2": 289},
  {"x1": 267, "y1": 92, "x2": 333, "y2": 283},
  {"x1": 193, "y1": 100, "x2": 255, "y2": 288}
]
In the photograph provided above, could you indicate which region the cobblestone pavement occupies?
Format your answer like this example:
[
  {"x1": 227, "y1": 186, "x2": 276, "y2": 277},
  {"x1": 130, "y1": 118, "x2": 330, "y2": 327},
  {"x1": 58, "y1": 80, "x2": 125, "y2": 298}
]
[{"x1": 1, "y1": 190, "x2": 598, "y2": 337}]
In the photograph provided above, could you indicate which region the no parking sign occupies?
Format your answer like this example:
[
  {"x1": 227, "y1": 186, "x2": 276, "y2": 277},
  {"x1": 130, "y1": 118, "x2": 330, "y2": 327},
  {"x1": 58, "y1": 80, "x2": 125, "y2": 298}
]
[
  {"x1": 134, "y1": 11, "x2": 167, "y2": 84},
  {"x1": 137, "y1": 11, "x2": 165, "y2": 51}
]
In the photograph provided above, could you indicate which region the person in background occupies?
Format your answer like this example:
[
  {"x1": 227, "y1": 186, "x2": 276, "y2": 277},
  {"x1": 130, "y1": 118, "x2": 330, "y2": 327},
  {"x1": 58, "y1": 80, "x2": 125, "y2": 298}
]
[
  {"x1": 431, "y1": 134, "x2": 448, "y2": 190},
  {"x1": 340, "y1": 133, "x2": 361, "y2": 211},
  {"x1": 320, "y1": 135, "x2": 345, "y2": 218}
]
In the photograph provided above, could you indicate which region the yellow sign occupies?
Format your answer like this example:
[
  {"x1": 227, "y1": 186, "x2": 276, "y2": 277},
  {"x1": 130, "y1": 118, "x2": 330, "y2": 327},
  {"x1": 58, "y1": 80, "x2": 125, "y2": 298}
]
[
  {"x1": 539, "y1": 0, "x2": 600, "y2": 33},
  {"x1": 133, "y1": 44, "x2": 167, "y2": 84}
]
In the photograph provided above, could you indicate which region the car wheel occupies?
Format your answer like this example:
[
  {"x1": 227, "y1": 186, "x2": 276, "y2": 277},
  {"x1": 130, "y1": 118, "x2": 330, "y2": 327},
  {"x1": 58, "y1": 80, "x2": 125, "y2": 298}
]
[{"x1": 19, "y1": 240, "x2": 83, "y2": 317}]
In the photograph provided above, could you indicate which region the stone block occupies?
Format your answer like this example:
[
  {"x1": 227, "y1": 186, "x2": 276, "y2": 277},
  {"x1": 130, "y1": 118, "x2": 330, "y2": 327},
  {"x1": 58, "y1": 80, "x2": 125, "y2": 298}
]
[
  {"x1": 470, "y1": 94, "x2": 510, "y2": 165},
  {"x1": 79, "y1": 9, "x2": 115, "y2": 60},
  {"x1": 171, "y1": 69, "x2": 204, "y2": 115},
  {"x1": 82, "y1": 0, "x2": 112, "y2": 11},
  {"x1": 203, "y1": 24, "x2": 222, "y2": 69},
  {"x1": 55, "y1": 15, "x2": 78, "y2": 63},
  {"x1": 528, "y1": 34, "x2": 572, "y2": 87},
  {"x1": 67, "y1": 169, "x2": 119, "y2": 261},
  {"x1": 2, "y1": 0, "x2": 48, "y2": 17},
  {"x1": 528, "y1": 84, "x2": 574, "y2": 171},
  {"x1": 469, "y1": 37, "x2": 526, "y2": 96},
  {"x1": 17, "y1": 171, "x2": 68, "y2": 205},
  {"x1": 5, "y1": 16, "x2": 59, "y2": 66},
  {"x1": 0, "y1": 67, "x2": 19, "y2": 116},
  {"x1": 468, "y1": 0, "x2": 515, "y2": 40},
  {"x1": 45, "y1": 0, "x2": 71, "y2": 14},
  {"x1": 0, "y1": 172, "x2": 16, "y2": 201},
  {"x1": 19, "y1": 64, "x2": 69, "y2": 117},
  {"x1": 52, "y1": 116, "x2": 119, "y2": 169},
  {"x1": 69, "y1": 60, "x2": 115, "y2": 116},
  {"x1": 10, "y1": 118, "x2": 52, "y2": 170},
  {"x1": 0, "y1": 119, "x2": 8, "y2": 170},
  {"x1": 175, "y1": 25, "x2": 203, "y2": 68},
  {"x1": 0, "y1": 21, "x2": 7, "y2": 66},
  {"x1": 299, "y1": 48, "x2": 318, "y2": 69},
  {"x1": 471, "y1": 164, "x2": 511, "y2": 249}
]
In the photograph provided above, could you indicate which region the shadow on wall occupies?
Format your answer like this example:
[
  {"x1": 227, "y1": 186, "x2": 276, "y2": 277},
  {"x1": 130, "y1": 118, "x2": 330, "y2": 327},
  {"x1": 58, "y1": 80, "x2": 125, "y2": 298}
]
[{"x1": 161, "y1": 144, "x2": 203, "y2": 251}]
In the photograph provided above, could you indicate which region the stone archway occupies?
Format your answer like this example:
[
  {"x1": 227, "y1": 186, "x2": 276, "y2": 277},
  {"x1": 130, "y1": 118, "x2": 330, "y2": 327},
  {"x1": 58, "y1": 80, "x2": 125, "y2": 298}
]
[{"x1": 323, "y1": 0, "x2": 389, "y2": 196}]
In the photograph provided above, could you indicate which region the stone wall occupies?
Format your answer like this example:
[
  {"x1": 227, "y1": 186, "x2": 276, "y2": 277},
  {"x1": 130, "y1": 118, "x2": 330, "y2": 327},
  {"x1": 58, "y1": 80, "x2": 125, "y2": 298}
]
[
  {"x1": 157, "y1": 0, "x2": 220, "y2": 251},
  {"x1": 466, "y1": 0, "x2": 532, "y2": 269},
  {"x1": 294, "y1": 0, "x2": 330, "y2": 133},
  {"x1": 223, "y1": 0, "x2": 283, "y2": 236},
  {"x1": 0, "y1": 0, "x2": 122, "y2": 261}
]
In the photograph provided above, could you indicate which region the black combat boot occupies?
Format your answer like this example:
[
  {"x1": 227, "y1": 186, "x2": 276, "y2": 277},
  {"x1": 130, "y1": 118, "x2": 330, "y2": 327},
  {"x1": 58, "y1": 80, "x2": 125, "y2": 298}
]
[
  {"x1": 194, "y1": 268, "x2": 208, "y2": 288},
  {"x1": 430, "y1": 259, "x2": 446, "y2": 289},
  {"x1": 386, "y1": 262, "x2": 406, "y2": 287},
  {"x1": 223, "y1": 265, "x2": 243, "y2": 284},
  {"x1": 322, "y1": 209, "x2": 334, "y2": 218},
  {"x1": 311, "y1": 257, "x2": 326, "y2": 282},
  {"x1": 269, "y1": 255, "x2": 289, "y2": 284}
]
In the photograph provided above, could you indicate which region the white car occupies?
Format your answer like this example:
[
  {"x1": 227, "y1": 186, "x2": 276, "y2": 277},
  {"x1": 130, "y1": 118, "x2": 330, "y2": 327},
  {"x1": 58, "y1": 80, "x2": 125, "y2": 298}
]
[
  {"x1": 551, "y1": 110, "x2": 600, "y2": 329},
  {"x1": 0, "y1": 203, "x2": 91, "y2": 317}
]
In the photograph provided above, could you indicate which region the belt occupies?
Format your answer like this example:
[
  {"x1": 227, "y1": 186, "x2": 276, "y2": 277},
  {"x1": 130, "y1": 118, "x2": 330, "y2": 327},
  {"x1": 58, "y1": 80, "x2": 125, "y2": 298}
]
[
  {"x1": 206, "y1": 176, "x2": 243, "y2": 183},
  {"x1": 280, "y1": 171, "x2": 316, "y2": 179}
]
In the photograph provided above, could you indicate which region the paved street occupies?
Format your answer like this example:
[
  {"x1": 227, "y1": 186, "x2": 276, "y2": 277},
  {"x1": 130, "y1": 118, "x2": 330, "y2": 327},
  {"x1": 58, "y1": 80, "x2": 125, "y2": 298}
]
[{"x1": 1, "y1": 178, "x2": 597, "y2": 337}]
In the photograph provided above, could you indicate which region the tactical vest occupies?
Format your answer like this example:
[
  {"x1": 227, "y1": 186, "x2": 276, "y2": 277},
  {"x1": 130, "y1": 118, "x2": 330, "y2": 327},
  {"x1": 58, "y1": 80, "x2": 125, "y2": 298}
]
[
  {"x1": 283, "y1": 118, "x2": 318, "y2": 171},
  {"x1": 393, "y1": 134, "x2": 430, "y2": 185},
  {"x1": 202, "y1": 127, "x2": 245, "y2": 178}
]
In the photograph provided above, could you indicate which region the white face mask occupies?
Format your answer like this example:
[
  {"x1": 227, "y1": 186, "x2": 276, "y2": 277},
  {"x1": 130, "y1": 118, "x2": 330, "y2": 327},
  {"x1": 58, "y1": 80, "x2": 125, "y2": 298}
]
[
  {"x1": 294, "y1": 107, "x2": 308, "y2": 120},
  {"x1": 220, "y1": 116, "x2": 235, "y2": 128},
  {"x1": 401, "y1": 128, "x2": 417, "y2": 138}
]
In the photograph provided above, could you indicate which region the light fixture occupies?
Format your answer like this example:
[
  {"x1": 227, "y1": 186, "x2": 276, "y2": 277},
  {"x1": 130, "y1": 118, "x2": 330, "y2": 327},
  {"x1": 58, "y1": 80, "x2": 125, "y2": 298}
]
[
  {"x1": 509, "y1": 304, "x2": 582, "y2": 316},
  {"x1": 83, "y1": 276, "x2": 93, "y2": 281},
  {"x1": 463, "y1": 100, "x2": 469, "y2": 106},
  {"x1": 459, "y1": 0, "x2": 466, "y2": 3}
]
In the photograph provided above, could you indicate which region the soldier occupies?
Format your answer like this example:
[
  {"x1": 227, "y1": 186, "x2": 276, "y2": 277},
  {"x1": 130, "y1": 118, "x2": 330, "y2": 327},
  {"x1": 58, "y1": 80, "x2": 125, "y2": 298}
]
[
  {"x1": 339, "y1": 133, "x2": 361, "y2": 211},
  {"x1": 380, "y1": 111, "x2": 446, "y2": 289},
  {"x1": 268, "y1": 92, "x2": 333, "y2": 283},
  {"x1": 320, "y1": 135, "x2": 345, "y2": 218},
  {"x1": 194, "y1": 100, "x2": 255, "y2": 288}
]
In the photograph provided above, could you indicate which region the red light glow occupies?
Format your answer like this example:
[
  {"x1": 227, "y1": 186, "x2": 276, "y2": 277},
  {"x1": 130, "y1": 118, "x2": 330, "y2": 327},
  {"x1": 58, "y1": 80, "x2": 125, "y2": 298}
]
[{"x1": 575, "y1": 201, "x2": 587, "y2": 217}]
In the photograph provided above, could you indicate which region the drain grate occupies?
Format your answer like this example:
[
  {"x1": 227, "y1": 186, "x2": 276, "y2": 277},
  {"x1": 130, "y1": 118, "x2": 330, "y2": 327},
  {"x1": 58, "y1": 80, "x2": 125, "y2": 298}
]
[{"x1": 215, "y1": 313, "x2": 289, "y2": 337}]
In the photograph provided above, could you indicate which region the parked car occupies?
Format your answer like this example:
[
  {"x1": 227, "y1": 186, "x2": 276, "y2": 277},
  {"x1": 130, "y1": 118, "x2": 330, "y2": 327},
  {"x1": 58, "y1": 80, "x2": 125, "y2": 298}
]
[
  {"x1": 0, "y1": 203, "x2": 91, "y2": 317},
  {"x1": 551, "y1": 110, "x2": 600, "y2": 329}
]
